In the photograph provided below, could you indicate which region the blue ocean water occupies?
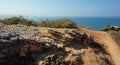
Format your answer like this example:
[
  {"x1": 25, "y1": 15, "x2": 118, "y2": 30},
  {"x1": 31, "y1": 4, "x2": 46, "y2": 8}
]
[
  {"x1": 71, "y1": 17, "x2": 120, "y2": 30},
  {"x1": 29, "y1": 17, "x2": 120, "y2": 30}
]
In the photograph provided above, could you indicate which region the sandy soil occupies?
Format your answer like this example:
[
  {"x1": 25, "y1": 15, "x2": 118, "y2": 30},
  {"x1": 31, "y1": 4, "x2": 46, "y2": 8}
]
[{"x1": 78, "y1": 27, "x2": 120, "y2": 65}]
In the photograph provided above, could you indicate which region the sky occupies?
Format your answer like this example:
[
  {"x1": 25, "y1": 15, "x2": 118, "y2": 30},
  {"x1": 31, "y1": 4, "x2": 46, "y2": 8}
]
[{"x1": 0, "y1": 0, "x2": 120, "y2": 17}]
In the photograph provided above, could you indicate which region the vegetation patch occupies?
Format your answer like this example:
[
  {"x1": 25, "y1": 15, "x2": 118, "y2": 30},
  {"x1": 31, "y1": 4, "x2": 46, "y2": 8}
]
[{"x1": 0, "y1": 16, "x2": 77, "y2": 28}]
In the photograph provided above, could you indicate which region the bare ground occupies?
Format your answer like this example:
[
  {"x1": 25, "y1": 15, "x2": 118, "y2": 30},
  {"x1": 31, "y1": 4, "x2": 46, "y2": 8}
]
[{"x1": 78, "y1": 27, "x2": 120, "y2": 65}]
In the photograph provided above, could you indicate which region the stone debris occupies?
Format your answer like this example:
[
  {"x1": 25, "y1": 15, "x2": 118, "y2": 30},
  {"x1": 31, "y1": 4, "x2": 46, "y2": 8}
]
[
  {"x1": 0, "y1": 23, "x2": 109, "y2": 65},
  {"x1": 0, "y1": 24, "x2": 43, "y2": 42},
  {"x1": 0, "y1": 23, "x2": 94, "y2": 43}
]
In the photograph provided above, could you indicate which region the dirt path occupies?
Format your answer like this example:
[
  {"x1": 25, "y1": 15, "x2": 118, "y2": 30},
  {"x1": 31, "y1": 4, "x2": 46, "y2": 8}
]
[{"x1": 78, "y1": 27, "x2": 120, "y2": 65}]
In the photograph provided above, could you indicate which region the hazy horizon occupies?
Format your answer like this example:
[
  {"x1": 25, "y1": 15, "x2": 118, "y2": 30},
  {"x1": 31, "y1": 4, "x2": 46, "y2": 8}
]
[{"x1": 0, "y1": 0, "x2": 120, "y2": 17}]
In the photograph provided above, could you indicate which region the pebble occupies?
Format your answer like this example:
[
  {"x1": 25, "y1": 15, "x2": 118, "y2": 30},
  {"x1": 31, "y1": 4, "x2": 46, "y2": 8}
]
[
  {"x1": 0, "y1": 23, "x2": 93, "y2": 44},
  {"x1": 0, "y1": 23, "x2": 42, "y2": 42}
]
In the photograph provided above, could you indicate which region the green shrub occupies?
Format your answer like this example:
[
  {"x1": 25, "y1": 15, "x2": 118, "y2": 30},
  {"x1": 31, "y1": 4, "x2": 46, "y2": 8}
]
[
  {"x1": 0, "y1": 16, "x2": 37, "y2": 26},
  {"x1": 0, "y1": 16, "x2": 77, "y2": 28},
  {"x1": 37, "y1": 19, "x2": 77, "y2": 28}
]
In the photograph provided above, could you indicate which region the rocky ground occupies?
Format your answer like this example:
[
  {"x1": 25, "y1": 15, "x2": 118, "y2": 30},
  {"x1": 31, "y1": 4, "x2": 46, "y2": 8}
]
[{"x1": 0, "y1": 23, "x2": 114, "y2": 65}]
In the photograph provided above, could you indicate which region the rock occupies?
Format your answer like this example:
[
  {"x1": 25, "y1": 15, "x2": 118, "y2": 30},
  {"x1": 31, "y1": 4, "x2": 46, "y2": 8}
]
[
  {"x1": 104, "y1": 25, "x2": 120, "y2": 31},
  {"x1": 48, "y1": 29, "x2": 63, "y2": 37},
  {"x1": 0, "y1": 23, "x2": 112, "y2": 65},
  {"x1": 57, "y1": 43, "x2": 64, "y2": 48}
]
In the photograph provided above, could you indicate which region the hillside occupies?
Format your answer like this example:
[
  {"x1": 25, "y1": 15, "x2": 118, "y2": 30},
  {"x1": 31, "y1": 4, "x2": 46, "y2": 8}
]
[
  {"x1": 0, "y1": 23, "x2": 118, "y2": 65},
  {"x1": 78, "y1": 26, "x2": 120, "y2": 65},
  {"x1": 108, "y1": 31, "x2": 120, "y2": 47},
  {"x1": 103, "y1": 25, "x2": 120, "y2": 47}
]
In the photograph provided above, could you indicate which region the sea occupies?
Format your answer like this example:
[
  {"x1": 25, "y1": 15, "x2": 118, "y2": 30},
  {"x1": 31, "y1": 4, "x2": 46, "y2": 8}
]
[
  {"x1": 28, "y1": 17, "x2": 120, "y2": 30},
  {"x1": 0, "y1": 16, "x2": 120, "y2": 30}
]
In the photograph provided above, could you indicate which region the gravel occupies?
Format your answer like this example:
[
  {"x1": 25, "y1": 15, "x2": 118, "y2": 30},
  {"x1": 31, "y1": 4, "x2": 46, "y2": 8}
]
[{"x1": 0, "y1": 23, "x2": 43, "y2": 42}]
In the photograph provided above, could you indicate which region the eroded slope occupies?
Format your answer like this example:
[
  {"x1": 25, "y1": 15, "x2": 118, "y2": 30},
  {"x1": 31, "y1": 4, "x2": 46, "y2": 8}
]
[{"x1": 0, "y1": 24, "x2": 113, "y2": 65}]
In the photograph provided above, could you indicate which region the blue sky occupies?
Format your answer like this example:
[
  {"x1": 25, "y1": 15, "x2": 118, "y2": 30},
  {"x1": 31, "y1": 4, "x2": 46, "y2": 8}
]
[{"x1": 0, "y1": 0, "x2": 120, "y2": 17}]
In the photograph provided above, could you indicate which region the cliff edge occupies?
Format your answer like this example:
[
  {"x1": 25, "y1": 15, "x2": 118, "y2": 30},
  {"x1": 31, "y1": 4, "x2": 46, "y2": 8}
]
[
  {"x1": 0, "y1": 23, "x2": 119, "y2": 65},
  {"x1": 78, "y1": 26, "x2": 120, "y2": 65}
]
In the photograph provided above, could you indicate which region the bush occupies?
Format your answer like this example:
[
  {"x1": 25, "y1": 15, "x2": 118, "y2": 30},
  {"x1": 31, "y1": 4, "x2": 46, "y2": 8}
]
[
  {"x1": 37, "y1": 19, "x2": 77, "y2": 28},
  {"x1": 0, "y1": 16, "x2": 77, "y2": 28},
  {"x1": 0, "y1": 16, "x2": 37, "y2": 26}
]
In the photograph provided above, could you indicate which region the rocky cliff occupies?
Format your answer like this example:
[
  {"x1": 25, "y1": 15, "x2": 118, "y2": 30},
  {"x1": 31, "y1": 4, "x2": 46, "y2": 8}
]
[{"x1": 0, "y1": 23, "x2": 115, "y2": 65}]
